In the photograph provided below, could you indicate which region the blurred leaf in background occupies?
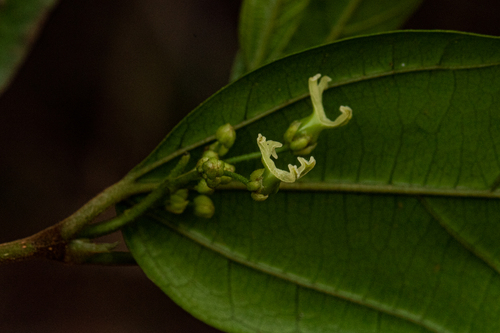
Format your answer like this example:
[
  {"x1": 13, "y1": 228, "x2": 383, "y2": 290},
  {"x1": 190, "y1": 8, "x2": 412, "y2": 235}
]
[
  {"x1": 233, "y1": 0, "x2": 423, "y2": 80},
  {"x1": 0, "y1": 1, "x2": 237, "y2": 333},
  {"x1": 0, "y1": 0, "x2": 58, "y2": 94}
]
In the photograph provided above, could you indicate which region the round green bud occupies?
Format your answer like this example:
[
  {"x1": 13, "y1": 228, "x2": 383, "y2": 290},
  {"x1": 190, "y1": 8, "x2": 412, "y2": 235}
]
[
  {"x1": 202, "y1": 150, "x2": 219, "y2": 159},
  {"x1": 219, "y1": 162, "x2": 236, "y2": 184},
  {"x1": 193, "y1": 195, "x2": 215, "y2": 219},
  {"x1": 202, "y1": 157, "x2": 225, "y2": 179},
  {"x1": 166, "y1": 191, "x2": 189, "y2": 214},
  {"x1": 196, "y1": 157, "x2": 210, "y2": 174},
  {"x1": 220, "y1": 175, "x2": 232, "y2": 185},
  {"x1": 249, "y1": 168, "x2": 264, "y2": 181},
  {"x1": 206, "y1": 177, "x2": 221, "y2": 188},
  {"x1": 246, "y1": 180, "x2": 261, "y2": 192},
  {"x1": 195, "y1": 179, "x2": 214, "y2": 195},
  {"x1": 289, "y1": 135, "x2": 311, "y2": 152},
  {"x1": 224, "y1": 162, "x2": 235, "y2": 172},
  {"x1": 247, "y1": 168, "x2": 266, "y2": 197},
  {"x1": 283, "y1": 120, "x2": 301, "y2": 144},
  {"x1": 217, "y1": 145, "x2": 229, "y2": 157},
  {"x1": 175, "y1": 188, "x2": 189, "y2": 200},
  {"x1": 293, "y1": 142, "x2": 317, "y2": 156},
  {"x1": 216, "y1": 123, "x2": 236, "y2": 149},
  {"x1": 251, "y1": 192, "x2": 268, "y2": 201}
]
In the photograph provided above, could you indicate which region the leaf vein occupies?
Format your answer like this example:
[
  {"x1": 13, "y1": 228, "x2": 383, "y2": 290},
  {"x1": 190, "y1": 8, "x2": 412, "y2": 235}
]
[
  {"x1": 419, "y1": 197, "x2": 500, "y2": 276},
  {"x1": 147, "y1": 211, "x2": 439, "y2": 333}
]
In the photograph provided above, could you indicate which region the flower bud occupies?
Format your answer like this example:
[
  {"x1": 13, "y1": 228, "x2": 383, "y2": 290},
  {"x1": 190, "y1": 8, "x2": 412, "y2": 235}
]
[
  {"x1": 166, "y1": 189, "x2": 189, "y2": 214},
  {"x1": 251, "y1": 192, "x2": 268, "y2": 201},
  {"x1": 246, "y1": 181, "x2": 261, "y2": 192},
  {"x1": 193, "y1": 195, "x2": 215, "y2": 219},
  {"x1": 202, "y1": 157, "x2": 225, "y2": 180},
  {"x1": 196, "y1": 157, "x2": 210, "y2": 173},
  {"x1": 283, "y1": 120, "x2": 301, "y2": 144},
  {"x1": 202, "y1": 150, "x2": 219, "y2": 159},
  {"x1": 197, "y1": 156, "x2": 225, "y2": 187},
  {"x1": 216, "y1": 123, "x2": 236, "y2": 150},
  {"x1": 195, "y1": 179, "x2": 215, "y2": 195},
  {"x1": 207, "y1": 123, "x2": 237, "y2": 157},
  {"x1": 246, "y1": 169, "x2": 264, "y2": 192},
  {"x1": 220, "y1": 162, "x2": 235, "y2": 185},
  {"x1": 206, "y1": 177, "x2": 222, "y2": 188}
]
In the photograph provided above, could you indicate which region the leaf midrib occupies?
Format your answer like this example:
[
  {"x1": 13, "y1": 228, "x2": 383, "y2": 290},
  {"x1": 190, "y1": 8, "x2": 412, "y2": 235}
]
[
  {"x1": 146, "y1": 210, "x2": 438, "y2": 333},
  {"x1": 220, "y1": 182, "x2": 500, "y2": 199},
  {"x1": 136, "y1": 60, "x2": 500, "y2": 179}
]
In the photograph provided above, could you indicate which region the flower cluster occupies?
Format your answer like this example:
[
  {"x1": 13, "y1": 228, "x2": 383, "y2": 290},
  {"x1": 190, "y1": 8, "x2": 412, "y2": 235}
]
[
  {"x1": 165, "y1": 123, "x2": 237, "y2": 219},
  {"x1": 196, "y1": 151, "x2": 235, "y2": 189},
  {"x1": 164, "y1": 74, "x2": 352, "y2": 216}
]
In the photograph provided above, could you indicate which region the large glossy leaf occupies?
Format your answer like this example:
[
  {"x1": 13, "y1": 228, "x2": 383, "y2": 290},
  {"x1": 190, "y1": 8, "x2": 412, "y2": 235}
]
[
  {"x1": 0, "y1": 0, "x2": 58, "y2": 94},
  {"x1": 234, "y1": 0, "x2": 423, "y2": 79},
  {"x1": 124, "y1": 31, "x2": 500, "y2": 332}
]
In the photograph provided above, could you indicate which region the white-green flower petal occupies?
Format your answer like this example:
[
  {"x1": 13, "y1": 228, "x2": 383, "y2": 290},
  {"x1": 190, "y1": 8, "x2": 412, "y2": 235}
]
[
  {"x1": 294, "y1": 156, "x2": 316, "y2": 179},
  {"x1": 309, "y1": 74, "x2": 353, "y2": 128},
  {"x1": 257, "y1": 134, "x2": 316, "y2": 183}
]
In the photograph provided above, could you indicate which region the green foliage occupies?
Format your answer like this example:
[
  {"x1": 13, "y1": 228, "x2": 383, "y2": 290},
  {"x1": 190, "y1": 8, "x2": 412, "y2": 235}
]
[
  {"x1": 234, "y1": 0, "x2": 423, "y2": 79},
  {"x1": 124, "y1": 31, "x2": 500, "y2": 332},
  {"x1": 2, "y1": 1, "x2": 500, "y2": 332},
  {"x1": 0, "y1": 0, "x2": 58, "y2": 94}
]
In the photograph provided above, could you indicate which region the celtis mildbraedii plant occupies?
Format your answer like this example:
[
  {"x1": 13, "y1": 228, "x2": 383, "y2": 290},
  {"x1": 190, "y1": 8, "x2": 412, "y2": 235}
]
[
  {"x1": 168, "y1": 74, "x2": 351, "y2": 205},
  {"x1": 3, "y1": 1, "x2": 500, "y2": 333}
]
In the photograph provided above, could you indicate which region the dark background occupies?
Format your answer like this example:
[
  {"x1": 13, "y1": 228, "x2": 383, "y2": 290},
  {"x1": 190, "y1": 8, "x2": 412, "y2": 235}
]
[{"x1": 0, "y1": 1, "x2": 499, "y2": 332}]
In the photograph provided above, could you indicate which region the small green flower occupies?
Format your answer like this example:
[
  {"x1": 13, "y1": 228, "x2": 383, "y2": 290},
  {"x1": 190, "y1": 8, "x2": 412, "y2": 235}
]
[
  {"x1": 248, "y1": 134, "x2": 316, "y2": 201},
  {"x1": 284, "y1": 73, "x2": 352, "y2": 155}
]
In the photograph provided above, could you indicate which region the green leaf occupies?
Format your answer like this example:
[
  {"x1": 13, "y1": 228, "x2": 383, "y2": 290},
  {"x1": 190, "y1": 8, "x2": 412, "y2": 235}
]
[
  {"x1": 0, "y1": 0, "x2": 58, "y2": 94},
  {"x1": 237, "y1": 0, "x2": 311, "y2": 74},
  {"x1": 286, "y1": 0, "x2": 424, "y2": 51},
  {"x1": 234, "y1": 0, "x2": 423, "y2": 79},
  {"x1": 124, "y1": 31, "x2": 500, "y2": 332}
]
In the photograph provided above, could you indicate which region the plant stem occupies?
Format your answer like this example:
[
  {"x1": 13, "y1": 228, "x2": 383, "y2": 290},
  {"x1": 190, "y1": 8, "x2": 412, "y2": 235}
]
[
  {"x1": 225, "y1": 146, "x2": 288, "y2": 164},
  {"x1": 78, "y1": 168, "x2": 200, "y2": 239},
  {"x1": 224, "y1": 170, "x2": 249, "y2": 185},
  {"x1": 59, "y1": 177, "x2": 142, "y2": 238},
  {"x1": 0, "y1": 133, "x2": 289, "y2": 264},
  {"x1": 78, "y1": 177, "x2": 173, "y2": 239},
  {"x1": 224, "y1": 151, "x2": 262, "y2": 164},
  {"x1": 173, "y1": 168, "x2": 201, "y2": 186},
  {"x1": 0, "y1": 176, "x2": 149, "y2": 264}
]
